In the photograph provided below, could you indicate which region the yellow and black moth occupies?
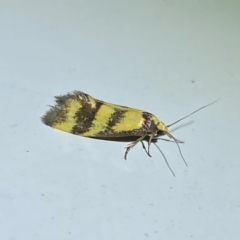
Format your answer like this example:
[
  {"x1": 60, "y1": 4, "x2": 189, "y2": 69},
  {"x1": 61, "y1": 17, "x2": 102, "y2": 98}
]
[{"x1": 42, "y1": 91, "x2": 216, "y2": 161}]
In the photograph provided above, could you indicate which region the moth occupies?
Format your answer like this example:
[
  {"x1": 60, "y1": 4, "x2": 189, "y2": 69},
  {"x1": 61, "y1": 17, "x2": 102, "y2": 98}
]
[{"x1": 42, "y1": 91, "x2": 217, "y2": 161}]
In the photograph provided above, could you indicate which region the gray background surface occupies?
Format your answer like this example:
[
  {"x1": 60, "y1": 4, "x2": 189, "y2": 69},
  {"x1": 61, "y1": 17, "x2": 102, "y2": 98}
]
[{"x1": 1, "y1": 1, "x2": 240, "y2": 240}]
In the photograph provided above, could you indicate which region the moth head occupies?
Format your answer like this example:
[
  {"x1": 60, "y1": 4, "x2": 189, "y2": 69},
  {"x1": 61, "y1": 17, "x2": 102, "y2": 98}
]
[{"x1": 151, "y1": 115, "x2": 169, "y2": 136}]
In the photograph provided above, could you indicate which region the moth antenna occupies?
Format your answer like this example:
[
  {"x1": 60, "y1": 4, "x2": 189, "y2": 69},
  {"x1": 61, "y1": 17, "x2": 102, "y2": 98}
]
[
  {"x1": 166, "y1": 132, "x2": 188, "y2": 167},
  {"x1": 167, "y1": 99, "x2": 219, "y2": 128},
  {"x1": 157, "y1": 138, "x2": 184, "y2": 144}
]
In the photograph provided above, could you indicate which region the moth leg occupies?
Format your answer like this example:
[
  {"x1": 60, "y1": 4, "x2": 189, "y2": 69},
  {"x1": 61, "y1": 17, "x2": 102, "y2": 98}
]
[
  {"x1": 124, "y1": 135, "x2": 147, "y2": 160},
  {"x1": 147, "y1": 133, "x2": 155, "y2": 157},
  {"x1": 141, "y1": 141, "x2": 151, "y2": 157}
]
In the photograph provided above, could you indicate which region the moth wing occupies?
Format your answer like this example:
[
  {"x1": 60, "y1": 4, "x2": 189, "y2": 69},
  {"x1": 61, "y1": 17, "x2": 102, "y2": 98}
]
[{"x1": 81, "y1": 103, "x2": 146, "y2": 138}]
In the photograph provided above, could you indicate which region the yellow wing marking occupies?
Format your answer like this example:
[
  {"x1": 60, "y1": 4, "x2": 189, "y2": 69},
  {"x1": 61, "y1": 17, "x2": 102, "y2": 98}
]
[
  {"x1": 102, "y1": 102, "x2": 130, "y2": 111},
  {"x1": 82, "y1": 104, "x2": 116, "y2": 136},
  {"x1": 53, "y1": 100, "x2": 82, "y2": 132},
  {"x1": 112, "y1": 110, "x2": 144, "y2": 132},
  {"x1": 87, "y1": 95, "x2": 97, "y2": 108}
]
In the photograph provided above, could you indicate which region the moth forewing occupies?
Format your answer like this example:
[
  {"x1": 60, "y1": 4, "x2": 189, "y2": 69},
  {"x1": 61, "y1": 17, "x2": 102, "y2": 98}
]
[{"x1": 42, "y1": 91, "x2": 217, "y2": 163}]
